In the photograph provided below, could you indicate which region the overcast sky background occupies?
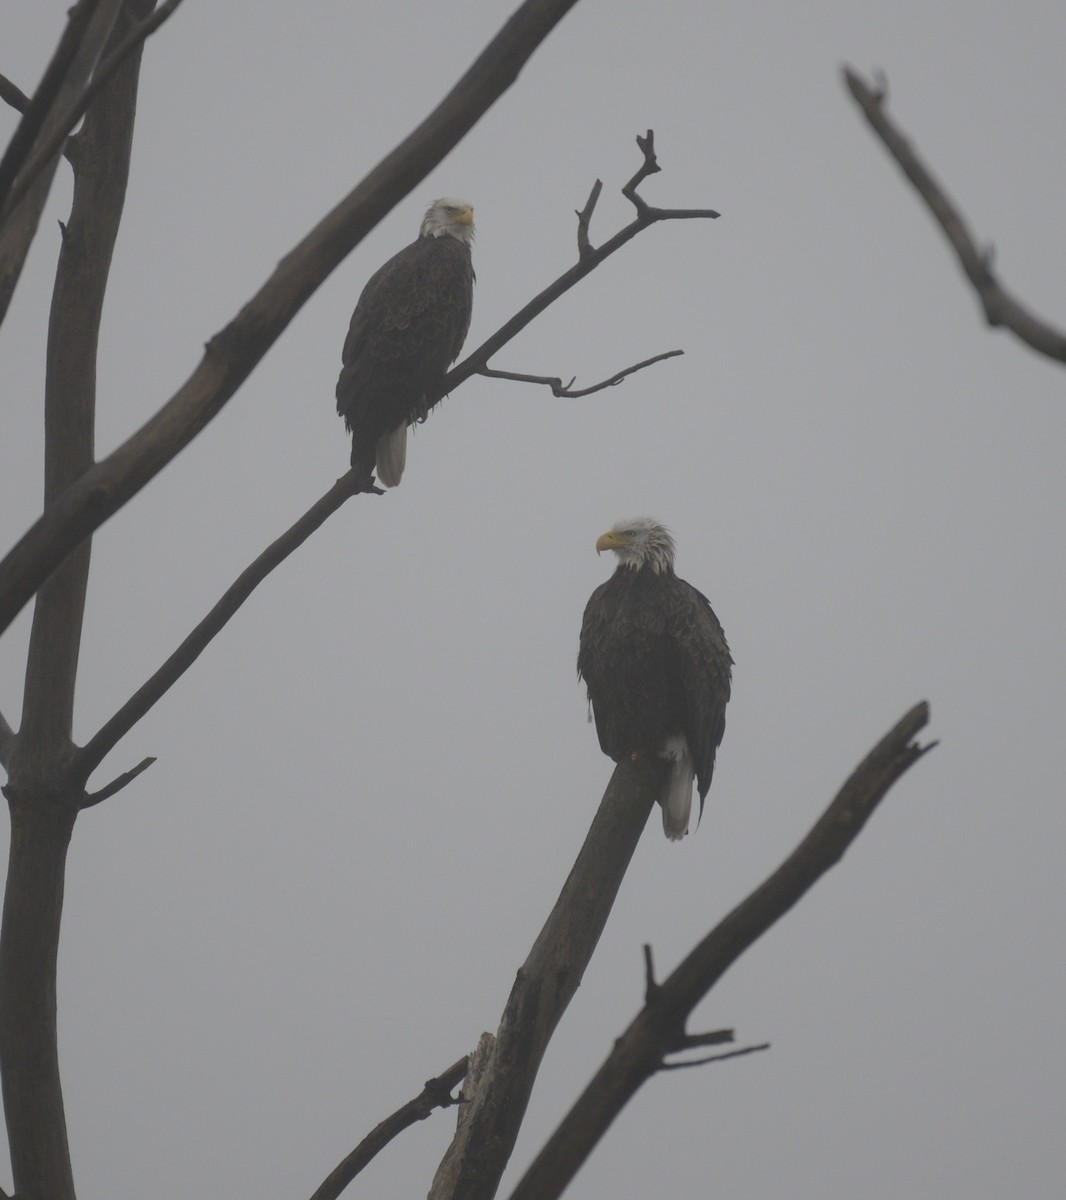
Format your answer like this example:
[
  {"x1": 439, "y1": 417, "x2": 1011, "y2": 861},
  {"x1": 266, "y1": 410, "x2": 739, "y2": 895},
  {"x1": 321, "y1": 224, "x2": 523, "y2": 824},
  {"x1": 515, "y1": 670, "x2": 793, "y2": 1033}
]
[{"x1": 2, "y1": 1, "x2": 1065, "y2": 1197}]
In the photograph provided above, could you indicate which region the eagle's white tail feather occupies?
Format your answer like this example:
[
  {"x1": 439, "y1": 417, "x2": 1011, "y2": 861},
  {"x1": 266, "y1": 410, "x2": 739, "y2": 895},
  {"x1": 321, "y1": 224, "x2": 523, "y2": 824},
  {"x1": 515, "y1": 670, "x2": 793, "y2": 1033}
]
[
  {"x1": 660, "y1": 735, "x2": 694, "y2": 841},
  {"x1": 375, "y1": 424, "x2": 408, "y2": 488}
]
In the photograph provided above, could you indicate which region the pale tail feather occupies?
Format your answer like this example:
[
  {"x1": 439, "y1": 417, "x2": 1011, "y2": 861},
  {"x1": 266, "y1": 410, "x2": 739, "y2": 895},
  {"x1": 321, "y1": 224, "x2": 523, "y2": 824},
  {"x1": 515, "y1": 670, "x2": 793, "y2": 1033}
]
[
  {"x1": 375, "y1": 424, "x2": 408, "y2": 488},
  {"x1": 660, "y1": 735, "x2": 694, "y2": 841}
]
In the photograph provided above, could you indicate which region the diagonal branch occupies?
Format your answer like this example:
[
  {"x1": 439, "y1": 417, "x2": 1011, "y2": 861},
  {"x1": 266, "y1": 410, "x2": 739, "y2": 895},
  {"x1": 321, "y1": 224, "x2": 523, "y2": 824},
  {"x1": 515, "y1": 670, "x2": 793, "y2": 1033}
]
[
  {"x1": 0, "y1": 0, "x2": 124, "y2": 327},
  {"x1": 309, "y1": 1056, "x2": 469, "y2": 1200},
  {"x1": 80, "y1": 755, "x2": 155, "y2": 808},
  {"x1": 0, "y1": 0, "x2": 186, "y2": 225},
  {"x1": 77, "y1": 470, "x2": 366, "y2": 783},
  {"x1": 0, "y1": 74, "x2": 33, "y2": 115},
  {"x1": 0, "y1": 0, "x2": 583, "y2": 641},
  {"x1": 843, "y1": 67, "x2": 1066, "y2": 364},
  {"x1": 0, "y1": 0, "x2": 107, "y2": 213},
  {"x1": 478, "y1": 349, "x2": 682, "y2": 397},
  {"x1": 441, "y1": 130, "x2": 718, "y2": 399},
  {"x1": 427, "y1": 756, "x2": 664, "y2": 1200},
  {"x1": 507, "y1": 701, "x2": 936, "y2": 1200}
]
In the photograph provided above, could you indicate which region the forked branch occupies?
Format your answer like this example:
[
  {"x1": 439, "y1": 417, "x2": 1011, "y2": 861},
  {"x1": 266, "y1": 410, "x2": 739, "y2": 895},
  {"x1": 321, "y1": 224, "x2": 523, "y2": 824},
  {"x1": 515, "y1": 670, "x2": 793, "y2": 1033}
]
[
  {"x1": 507, "y1": 702, "x2": 935, "y2": 1200},
  {"x1": 843, "y1": 67, "x2": 1066, "y2": 364},
  {"x1": 443, "y1": 129, "x2": 719, "y2": 395}
]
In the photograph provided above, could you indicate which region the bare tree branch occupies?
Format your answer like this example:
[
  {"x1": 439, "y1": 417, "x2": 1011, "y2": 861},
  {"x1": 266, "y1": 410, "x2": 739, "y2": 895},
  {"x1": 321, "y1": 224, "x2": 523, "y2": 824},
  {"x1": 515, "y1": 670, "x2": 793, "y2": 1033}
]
[
  {"x1": 0, "y1": 0, "x2": 107, "y2": 212},
  {"x1": 0, "y1": 0, "x2": 123, "y2": 327},
  {"x1": 440, "y1": 130, "x2": 718, "y2": 400},
  {"x1": 0, "y1": 74, "x2": 33, "y2": 116},
  {"x1": 843, "y1": 67, "x2": 1066, "y2": 364},
  {"x1": 77, "y1": 470, "x2": 367, "y2": 783},
  {"x1": 478, "y1": 349, "x2": 683, "y2": 397},
  {"x1": 0, "y1": 0, "x2": 583, "y2": 641},
  {"x1": 655, "y1": 1042, "x2": 770, "y2": 1072},
  {"x1": 20, "y1": 0, "x2": 150, "y2": 760},
  {"x1": 79, "y1": 756, "x2": 155, "y2": 808},
  {"x1": 507, "y1": 701, "x2": 935, "y2": 1200},
  {"x1": 0, "y1": 0, "x2": 186, "y2": 225},
  {"x1": 428, "y1": 757, "x2": 663, "y2": 1200},
  {"x1": 309, "y1": 1056, "x2": 469, "y2": 1200}
]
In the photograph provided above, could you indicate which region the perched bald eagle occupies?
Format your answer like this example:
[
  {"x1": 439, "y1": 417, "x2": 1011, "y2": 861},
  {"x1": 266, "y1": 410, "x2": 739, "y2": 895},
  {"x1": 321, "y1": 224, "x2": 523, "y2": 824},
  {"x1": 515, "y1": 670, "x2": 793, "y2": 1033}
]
[
  {"x1": 336, "y1": 197, "x2": 475, "y2": 487},
  {"x1": 577, "y1": 519, "x2": 732, "y2": 840}
]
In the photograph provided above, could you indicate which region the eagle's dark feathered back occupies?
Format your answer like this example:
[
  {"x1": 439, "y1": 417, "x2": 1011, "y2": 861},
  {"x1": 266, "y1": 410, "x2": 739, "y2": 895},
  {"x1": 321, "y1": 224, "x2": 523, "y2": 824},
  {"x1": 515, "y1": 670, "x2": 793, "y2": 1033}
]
[
  {"x1": 577, "y1": 518, "x2": 732, "y2": 840},
  {"x1": 336, "y1": 198, "x2": 475, "y2": 487}
]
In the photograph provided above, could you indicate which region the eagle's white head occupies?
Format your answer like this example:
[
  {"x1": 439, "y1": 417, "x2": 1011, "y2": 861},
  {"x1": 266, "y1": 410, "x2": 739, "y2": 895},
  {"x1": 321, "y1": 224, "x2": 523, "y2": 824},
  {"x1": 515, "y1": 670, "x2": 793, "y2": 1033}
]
[
  {"x1": 420, "y1": 197, "x2": 475, "y2": 245},
  {"x1": 595, "y1": 518, "x2": 677, "y2": 574}
]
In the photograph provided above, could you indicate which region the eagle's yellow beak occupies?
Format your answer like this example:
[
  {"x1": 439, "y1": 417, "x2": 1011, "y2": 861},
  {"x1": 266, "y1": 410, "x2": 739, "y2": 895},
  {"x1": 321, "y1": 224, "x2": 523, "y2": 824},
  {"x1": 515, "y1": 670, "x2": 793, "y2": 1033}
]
[
  {"x1": 595, "y1": 530, "x2": 627, "y2": 555},
  {"x1": 454, "y1": 205, "x2": 474, "y2": 226}
]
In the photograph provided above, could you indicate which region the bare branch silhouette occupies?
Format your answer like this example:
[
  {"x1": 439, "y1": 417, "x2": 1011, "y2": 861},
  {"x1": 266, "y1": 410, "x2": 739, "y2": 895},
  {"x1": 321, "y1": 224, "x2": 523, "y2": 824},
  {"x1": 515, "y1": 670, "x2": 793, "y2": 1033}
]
[
  {"x1": 844, "y1": 67, "x2": 1066, "y2": 364},
  {"x1": 506, "y1": 701, "x2": 935, "y2": 1200},
  {"x1": 428, "y1": 757, "x2": 663, "y2": 1200},
  {"x1": 479, "y1": 349, "x2": 683, "y2": 397},
  {"x1": 0, "y1": 0, "x2": 186, "y2": 225},
  {"x1": 309, "y1": 1056, "x2": 469, "y2": 1200}
]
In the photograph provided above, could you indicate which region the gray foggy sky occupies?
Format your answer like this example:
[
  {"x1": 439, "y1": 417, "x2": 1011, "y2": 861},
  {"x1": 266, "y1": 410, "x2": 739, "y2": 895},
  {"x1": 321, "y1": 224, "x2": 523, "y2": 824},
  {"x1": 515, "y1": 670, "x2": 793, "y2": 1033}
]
[{"x1": 1, "y1": 1, "x2": 1065, "y2": 1197}]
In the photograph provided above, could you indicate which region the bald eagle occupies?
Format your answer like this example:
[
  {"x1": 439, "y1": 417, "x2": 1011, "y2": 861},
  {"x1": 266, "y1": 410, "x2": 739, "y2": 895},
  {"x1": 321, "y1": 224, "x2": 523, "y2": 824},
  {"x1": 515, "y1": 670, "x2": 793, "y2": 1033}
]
[
  {"x1": 336, "y1": 197, "x2": 475, "y2": 487},
  {"x1": 577, "y1": 519, "x2": 732, "y2": 841}
]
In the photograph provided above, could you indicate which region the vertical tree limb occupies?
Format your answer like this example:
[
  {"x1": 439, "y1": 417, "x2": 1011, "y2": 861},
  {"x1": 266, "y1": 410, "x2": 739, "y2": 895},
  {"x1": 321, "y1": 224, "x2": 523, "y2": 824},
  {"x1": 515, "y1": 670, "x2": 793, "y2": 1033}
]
[
  {"x1": 0, "y1": 6, "x2": 154, "y2": 1197},
  {"x1": 0, "y1": 0, "x2": 124, "y2": 326}
]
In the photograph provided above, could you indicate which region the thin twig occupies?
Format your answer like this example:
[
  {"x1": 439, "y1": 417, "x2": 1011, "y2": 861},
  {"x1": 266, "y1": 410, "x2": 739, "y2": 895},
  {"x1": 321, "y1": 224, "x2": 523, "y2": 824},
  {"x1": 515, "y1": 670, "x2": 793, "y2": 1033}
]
[
  {"x1": 309, "y1": 1056, "x2": 469, "y2": 1200},
  {"x1": 1, "y1": 0, "x2": 186, "y2": 223},
  {"x1": 575, "y1": 179, "x2": 603, "y2": 259},
  {"x1": 843, "y1": 66, "x2": 1066, "y2": 364},
  {"x1": 657, "y1": 1042, "x2": 770, "y2": 1072},
  {"x1": 478, "y1": 349, "x2": 682, "y2": 397},
  {"x1": 80, "y1": 756, "x2": 155, "y2": 809}
]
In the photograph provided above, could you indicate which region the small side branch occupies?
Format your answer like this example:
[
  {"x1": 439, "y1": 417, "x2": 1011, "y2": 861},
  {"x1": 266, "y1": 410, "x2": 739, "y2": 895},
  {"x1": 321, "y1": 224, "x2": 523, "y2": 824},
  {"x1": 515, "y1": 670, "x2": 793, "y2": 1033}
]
[
  {"x1": 478, "y1": 349, "x2": 682, "y2": 397},
  {"x1": 309, "y1": 1056, "x2": 468, "y2": 1200},
  {"x1": 843, "y1": 67, "x2": 1066, "y2": 364},
  {"x1": 80, "y1": 756, "x2": 155, "y2": 809},
  {"x1": 657, "y1": 1042, "x2": 770, "y2": 1072}
]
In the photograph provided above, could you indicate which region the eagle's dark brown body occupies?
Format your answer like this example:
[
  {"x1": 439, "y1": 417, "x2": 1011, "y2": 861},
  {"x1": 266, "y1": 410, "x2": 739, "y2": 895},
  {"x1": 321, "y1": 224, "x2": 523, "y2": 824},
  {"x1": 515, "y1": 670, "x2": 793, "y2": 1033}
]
[
  {"x1": 578, "y1": 520, "x2": 732, "y2": 839},
  {"x1": 336, "y1": 205, "x2": 474, "y2": 486}
]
